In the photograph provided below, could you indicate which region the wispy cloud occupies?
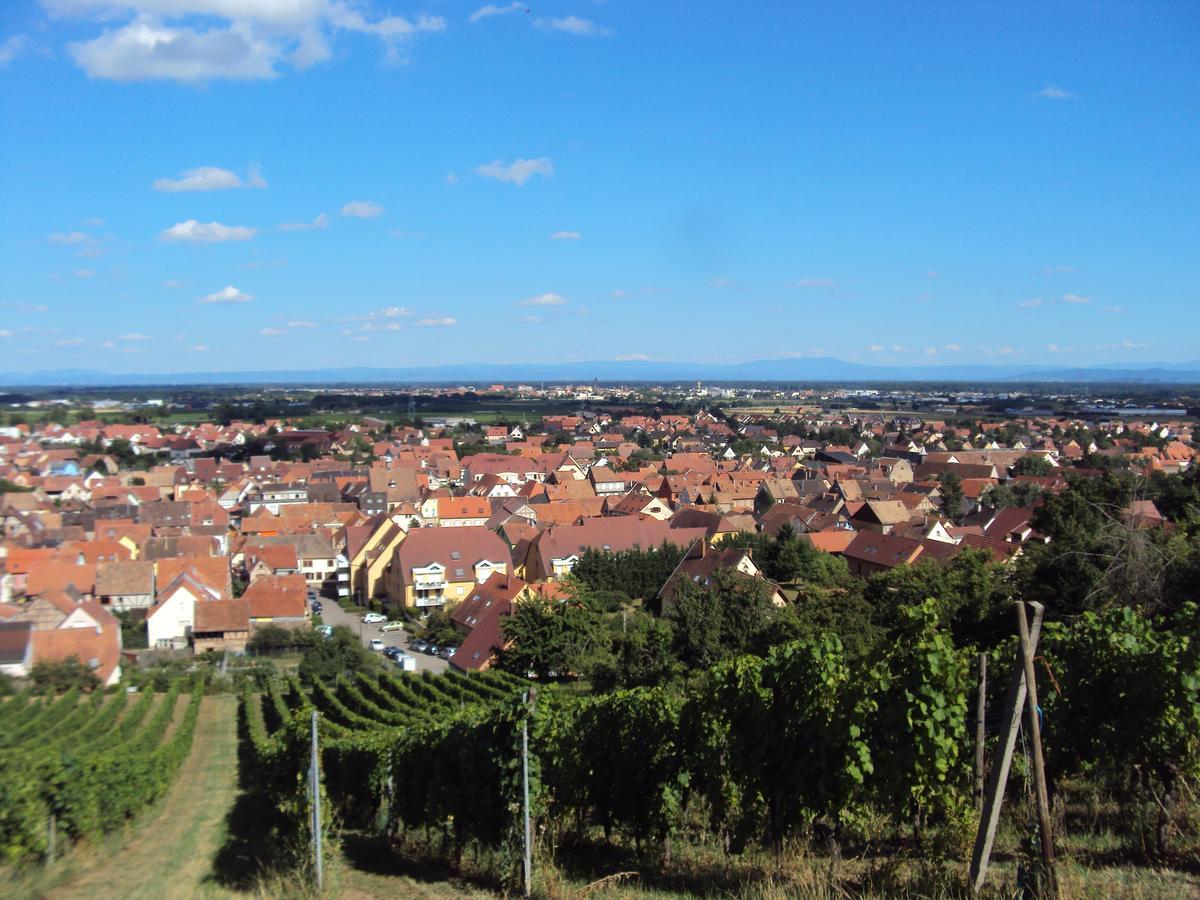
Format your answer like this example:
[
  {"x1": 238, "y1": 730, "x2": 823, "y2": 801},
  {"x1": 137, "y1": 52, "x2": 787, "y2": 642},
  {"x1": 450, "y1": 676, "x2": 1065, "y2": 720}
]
[
  {"x1": 119, "y1": 332, "x2": 152, "y2": 341},
  {"x1": 796, "y1": 277, "x2": 836, "y2": 288},
  {"x1": 153, "y1": 165, "x2": 265, "y2": 192},
  {"x1": 1018, "y1": 297, "x2": 1045, "y2": 308},
  {"x1": 1062, "y1": 292, "x2": 1092, "y2": 304},
  {"x1": 0, "y1": 34, "x2": 28, "y2": 67},
  {"x1": 417, "y1": 317, "x2": 457, "y2": 327},
  {"x1": 288, "y1": 320, "x2": 316, "y2": 329},
  {"x1": 49, "y1": 231, "x2": 90, "y2": 245},
  {"x1": 280, "y1": 213, "x2": 330, "y2": 231},
  {"x1": 535, "y1": 16, "x2": 613, "y2": 37},
  {"x1": 200, "y1": 285, "x2": 253, "y2": 304},
  {"x1": 378, "y1": 306, "x2": 412, "y2": 317},
  {"x1": 163, "y1": 279, "x2": 183, "y2": 289},
  {"x1": 161, "y1": 220, "x2": 256, "y2": 242},
  {"x1": 519, "y1": 292, "x2": 566, "y2": 307},
  {"x1": 615, "y1": 353, "x2": 650, "y2": 361},
  {"x1": 469, "y1": 3, "x2": 522, "y2": 23},
  {"x1": 942, "y1": 343, "x2": 963, "y2": 352},
  {"x1": 57, "y1": 338, "x2": 85, "y2": 347},
  {"x1": 1043, "y1": 264, "x2": 1073, "y2": 275},
  {"x1": 475, "y1": 157, "x2": 553, "y2": 186},
  {"x1": 190, "y1": 344, "x2": 210, "y2": 352},
  {"x1": 549, "y1": 230, "x2": 581, "y2": 240},
  {"x1": 1036, "y1": 85, "x2": 1074, "y2": 100},
  {"x1": 868, "y1": 344, "x2": 884, "y2": 353},
  {"x1": 341, "y1": 200, "x2": 384, "y2": 218},
  {"x1": 73, "y1": 268, "x2": 95, "y2": 278},
  {"x1": 522, "y1": 315, "x2": 542, "y2": 324}
]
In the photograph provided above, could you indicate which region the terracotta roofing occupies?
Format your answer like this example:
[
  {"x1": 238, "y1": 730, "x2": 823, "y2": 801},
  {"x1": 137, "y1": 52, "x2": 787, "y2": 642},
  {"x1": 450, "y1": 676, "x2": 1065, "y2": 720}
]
[
  {"x1": 242, "y1": 574, "x2": 308, "y2": 619},
  {"x1": 95, "y1": 560, "x2": 154, "y2": 597},
  {"x1": 843, "y1": 531, "x2": 924, "y2": 568},
  {"x1": 193, "y1": 598, "x2": 251, "y2": 634},
  {"x1": 394, "y1": 527, "x2": 512, "y2": 586}
]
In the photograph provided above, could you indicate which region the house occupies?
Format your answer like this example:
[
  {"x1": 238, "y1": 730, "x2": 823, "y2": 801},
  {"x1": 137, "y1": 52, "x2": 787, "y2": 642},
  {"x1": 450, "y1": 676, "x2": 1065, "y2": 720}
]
[
  {"x1": 656, "y1": 540, "x2": 785, "y2": 615},
  {"x1": 849, "y1": 499, "x2": 914, "y2": 535},
  {"x1": 842, "y1": 531, "x2": 924, "y2": 577},
  {"x1": 448, "y1": 573, "x2": 527, "y2": 672},
  {"x1": 0, "y1": 621, "x2": 33, "y2": 678},
  {"x1": 94, "y1": 560, "x2": 155, "y2": 611},
  {"x1": 242, "y1": 574, "x2": 309, "y2": 629},
  {"x1": 435, "y1": 496, "x2": 492, "y2": 528},
  {"x1": 519, "y1": 518, "x2": 710, "y2": 584},
  {"x1": 603, "y1": 490, "x2": 673, "y2": 521},
  {"x1": 0, "y1": 593, "x2": 122, "y2": 685},
  {"x1": 192, "y1": 599, "x2": 251, "y2": 653},
  {"x1": 346, "y1": 516, "x2": 408, "y2": 603},
  {"x1": 385, "y1": 527, "x2": 511, "y2": 611},
  {"x1": 146, "y1": 571, "x2": 224, "y2": 648}
]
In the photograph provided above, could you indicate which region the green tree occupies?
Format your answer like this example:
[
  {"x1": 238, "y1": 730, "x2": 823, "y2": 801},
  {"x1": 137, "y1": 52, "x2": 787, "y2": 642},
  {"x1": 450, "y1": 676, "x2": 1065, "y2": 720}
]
[
  {"x1": 668, "y1": 567, "x2": 780, "y2": 669},
  {"x1": 298, "y1": 627, "x2": 375, "y2": 682},
  {"x1": 1011, "y1": 453, "x2": 1053, "y2": 477},
  {"x1": 498, "y1": 592, "x2": 611, "y2": 680},
  {"x1": 29, "y1": 656, "x2": 101, "y2": 693}
]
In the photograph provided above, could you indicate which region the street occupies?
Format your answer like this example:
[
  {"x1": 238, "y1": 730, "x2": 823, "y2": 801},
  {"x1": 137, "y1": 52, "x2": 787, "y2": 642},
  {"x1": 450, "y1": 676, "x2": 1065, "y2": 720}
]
[{"x1": 318, "y1": 599, "x2": 449, "y2": 675}]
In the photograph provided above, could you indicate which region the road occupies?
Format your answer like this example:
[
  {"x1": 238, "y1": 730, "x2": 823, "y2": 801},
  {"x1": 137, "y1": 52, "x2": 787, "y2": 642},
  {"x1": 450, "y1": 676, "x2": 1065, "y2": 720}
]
[{"x1": 318, "y1": 598, "x2": 449, "y2": 675}]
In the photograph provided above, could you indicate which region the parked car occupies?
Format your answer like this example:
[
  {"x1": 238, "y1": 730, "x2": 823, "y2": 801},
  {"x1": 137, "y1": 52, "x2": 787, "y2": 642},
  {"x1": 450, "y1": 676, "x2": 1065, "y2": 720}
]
[
  {"x1": 438, "y1": 646, "x2": 457, "y2": 660},
  {"x1": 383, "y1": 646, "x2": 403, "y2": 661},
  {"x1": 314, "y1": 624, "x2": 333, "y2": 637},
  {"x1": 380, "y1": 620, "x2": 406, "y2": 633},
  {"x1": 361, "y1": 612, "x2": 387, "y2": 624},
  {"x1": 413, "y1": 640, "x2": 429, "y2": 653},
  {"x1": 369, "y1": 638, "x2": 385, "y2": 652}
]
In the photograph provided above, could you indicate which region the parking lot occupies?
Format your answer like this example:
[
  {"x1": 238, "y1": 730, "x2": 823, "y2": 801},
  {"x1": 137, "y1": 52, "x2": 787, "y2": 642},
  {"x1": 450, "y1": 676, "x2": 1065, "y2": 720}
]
[{"x1": 317, "y1": 598, "x2": 449, "y2": 675}]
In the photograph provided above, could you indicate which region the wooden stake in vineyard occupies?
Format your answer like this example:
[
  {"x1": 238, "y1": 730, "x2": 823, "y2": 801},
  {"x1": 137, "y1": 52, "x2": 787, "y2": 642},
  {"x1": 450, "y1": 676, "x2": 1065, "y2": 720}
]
[
  {"x1": 975, "y1": 652, "x2": 987, "y2": 811},
  {"x1": 310, "y1": 710, "x2": 324, "y2": 892},
  {"x1": 969, "y1": 601, "x2": 1044, "y2": 893},
  {"x1": 1016, "y1": 600, "x2": 1059, "y2": 898}
]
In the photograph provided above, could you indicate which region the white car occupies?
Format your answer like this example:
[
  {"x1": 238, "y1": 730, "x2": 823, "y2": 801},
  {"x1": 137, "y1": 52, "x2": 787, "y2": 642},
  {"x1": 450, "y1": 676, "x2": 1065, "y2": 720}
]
[
  {"x1": 361, "y1": 612, "x2": 387, "y2": 624},
  {"x1": 368, "y1": 638, "x2": 385, "y2": 652}
]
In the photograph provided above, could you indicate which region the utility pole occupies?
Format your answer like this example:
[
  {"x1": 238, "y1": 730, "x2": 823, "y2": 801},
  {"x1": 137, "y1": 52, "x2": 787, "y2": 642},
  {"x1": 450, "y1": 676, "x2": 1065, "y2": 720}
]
[
  {"x1": 969, "y1": 602, "x2": 1044, "y2": 892},
  {"x1": 974, "y1": 653, "x2": 987, "y2": 811},
  {"x1": 521, "y1": 688, "x2": 538, "y2": 897},
  {"x1": 310, "y1": 711, "x2": 324, "y2": 892},
  {"x1": 1016, "y1": 600, "x2": 1059, "y2": 898}
]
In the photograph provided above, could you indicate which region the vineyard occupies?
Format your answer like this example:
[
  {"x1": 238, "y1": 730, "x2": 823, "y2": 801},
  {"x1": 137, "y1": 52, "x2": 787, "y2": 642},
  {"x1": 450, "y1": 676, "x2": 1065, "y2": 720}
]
[
  {"x1": 0, "y1": 678, "x2": 206, "y2": 865},
  {"x1": 243, "y1": 600, "x2": 1200, "y2": 894}
]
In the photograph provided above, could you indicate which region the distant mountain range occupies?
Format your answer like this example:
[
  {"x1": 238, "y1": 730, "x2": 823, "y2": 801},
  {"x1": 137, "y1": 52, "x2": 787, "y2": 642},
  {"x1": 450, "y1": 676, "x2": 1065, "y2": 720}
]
[{"x1": 2, "y1": 358, "x2": 1199, "y2": 387}]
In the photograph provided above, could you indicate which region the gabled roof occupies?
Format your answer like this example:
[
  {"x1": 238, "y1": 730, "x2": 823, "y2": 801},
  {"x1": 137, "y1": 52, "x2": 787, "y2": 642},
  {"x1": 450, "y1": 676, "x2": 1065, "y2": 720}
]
[{"x1": 394, "y1": 527, "x2": 512, "y2": 586}]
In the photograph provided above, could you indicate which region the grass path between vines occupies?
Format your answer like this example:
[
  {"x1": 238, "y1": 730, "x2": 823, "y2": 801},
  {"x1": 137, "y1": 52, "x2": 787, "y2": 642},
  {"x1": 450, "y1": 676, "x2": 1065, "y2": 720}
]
[{"x1": 49, "y1": 693, "x2": 240, "y2": 900}]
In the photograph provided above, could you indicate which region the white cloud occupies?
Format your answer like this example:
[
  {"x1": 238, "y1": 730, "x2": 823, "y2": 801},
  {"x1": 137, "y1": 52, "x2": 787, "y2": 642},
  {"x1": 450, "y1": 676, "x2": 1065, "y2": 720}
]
[
  {"x1": 924, "y1": 347, "x2": 938, "y2": 356},
  {"x1": 0, "y1": 330, "x2": 13, "y2": 338},
  {"x1": 1062, "y1": 292, "x2": 1092, "y2": 304},
  {"x1": 711, "y1": 277, "x2": 732, "y2": 288},
  {"x1": 1036, "y1": 85, "x2": 1074, "y2": 100},
  {"x1": 522, "y1": 315, "x2": 541, "y2": 324},
  {"x1": 1047, "y1": 343, "x2": 1064, "y2": 353},
  {"x1": 615, "y1": 354, "x2": 650, "y2": 361},
  {"x1": 288, "y1": 320, "x2": 316, "y2": 328},
  {"x1": 534, "y1": 16, "x2": 613, "y2": 37},
  {"x1": 351, "y1": 335, "x2": 370, "y2": 342},
  {"x1": 73, "y1": 268, "x2": 96, "y2": 278},
  {"x1": 260, "y1": 327, "x2": 285, "y2": 336},
  {"x1": 0, "y1": 34, "x2": 28, "y2": 67},
  {"x1": 1043, "y1": 264, "x2": 1073, "y2": 275},
  {"x1": 341, "y1": 200, "x2": 384, "y2": 218},
  {"x1": 119, "y1": 332, "x2": 152, "y2": 341},
  {"x1": 379, "y1": 306, "x2": 411, "y2": 317},
  {"x1": 362, "y1": 321, "x2": 403, "y2": 332},
  {"x1": 891, "y1": 344, "x2": 912, "y2": 353},
  {"x1": 190, "y1": 344, "x2": 209, "y2": 352},
  {"x1": 101, "y1": 340, "x2": 117, "y2": 349},
  {"x1": 549, "y1": 230, "x2": 581, "y2": 240},
  {"x1": 796, "y1": 277, "x2": 836, "y2": 288},
  {"x1": 57, "y1": 338, "x2": 85, "y2": 347},
  {"x1": 1101, "y1": 305, "x2": 1125, "y2": 314},
  {"x1": 200, "y1": 285, "x2": 253, "y2": 304},
  {"x1": 519, "y1": 292, "x2": 566, "y2": 307},
  {"x1": 417, "y1": 317, "x2": 457, "y2": 327},
  {"x1": 279, "y1": 212, "x2": 330, "y2": 231},
  {"x1": 475, "y1": 157, "x2": 553, "y2": 186},
  {"x1": 942, "y1": 343, "x2": 963, "y2": 352},
  {"x1": 161, "y1": 219, "x2": 256, "y2": 242},
  {"x1": 163, "y1": 279, "x2": 183, "y2": 289},
  {"x1": 1018, "y1": 297, "x2": 1045, "y2": 308},
  {"x1": 445, "y1": 173, "x2": 459, "y2": 185},
  {"x1": 154, "y1": 166, "x2": 241, "y2": 192},
  {"x1": 49, "y1": 231, "x2": 90, "y2": 245},
  {"x1": 868, "y1": 344, "x2": 884, "y2": 353},
  {"x1": 611, "y1": 289, "x2": 629, "y2": 299},
  {"x1": 469, "y1": 3, "x2": 522, "y2": 23},
  {"x1": 54, "y1": 2, "x2": 447, "y2": 82}
]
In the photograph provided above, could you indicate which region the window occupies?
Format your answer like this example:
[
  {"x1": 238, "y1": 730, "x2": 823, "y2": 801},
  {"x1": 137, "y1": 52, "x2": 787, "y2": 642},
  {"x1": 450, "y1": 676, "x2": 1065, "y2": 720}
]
[{"x1": 450, "y1": 551, "x2": 461, "y2": 560}]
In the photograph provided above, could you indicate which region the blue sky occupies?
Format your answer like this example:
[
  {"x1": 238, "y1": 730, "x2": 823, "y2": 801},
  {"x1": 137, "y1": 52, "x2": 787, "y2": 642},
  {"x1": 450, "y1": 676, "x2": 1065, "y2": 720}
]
[{"x1": 0, "y1": 1, "x2": 1197, "y2": 374}]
